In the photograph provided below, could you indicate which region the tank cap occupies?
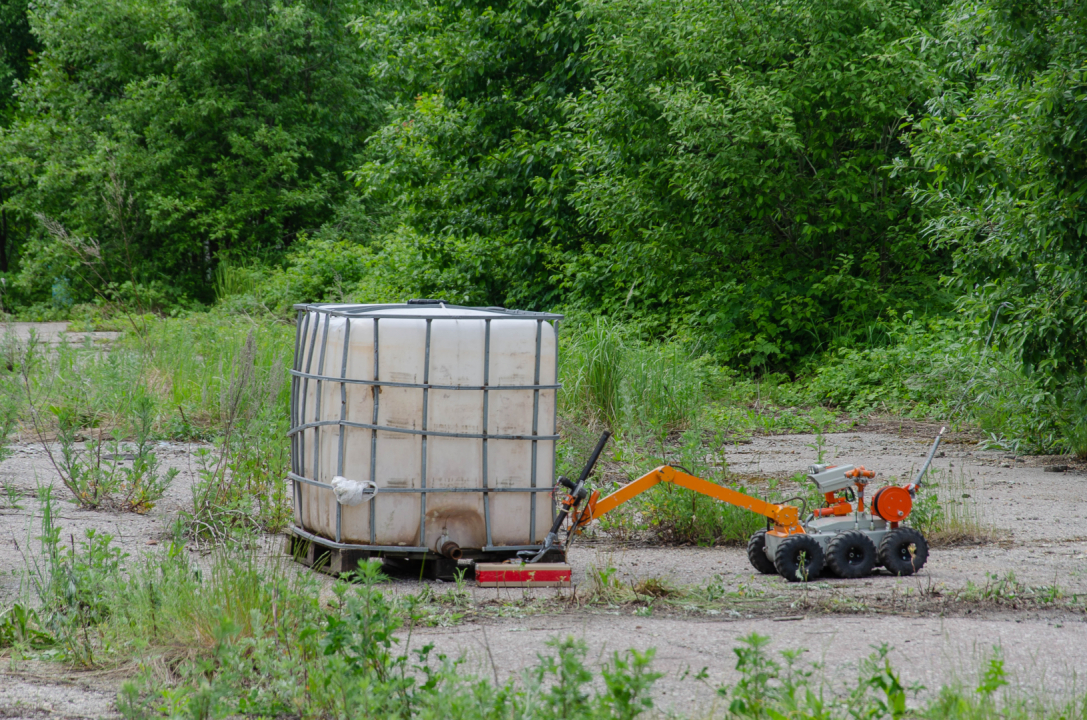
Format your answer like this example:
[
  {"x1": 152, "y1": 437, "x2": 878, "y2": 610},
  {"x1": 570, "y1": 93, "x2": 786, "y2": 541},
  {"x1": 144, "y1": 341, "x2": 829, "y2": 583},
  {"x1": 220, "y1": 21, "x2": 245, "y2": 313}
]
[{"x1": 407, "y1": 298, "x2": 448, "y2": 305}]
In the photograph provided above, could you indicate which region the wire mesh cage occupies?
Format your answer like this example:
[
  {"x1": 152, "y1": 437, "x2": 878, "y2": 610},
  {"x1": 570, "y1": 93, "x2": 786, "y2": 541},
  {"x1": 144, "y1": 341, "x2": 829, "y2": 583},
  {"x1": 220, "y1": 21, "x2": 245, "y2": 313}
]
[{"x1": 287, "y1": 302, "x2": 563, "y2": 560}]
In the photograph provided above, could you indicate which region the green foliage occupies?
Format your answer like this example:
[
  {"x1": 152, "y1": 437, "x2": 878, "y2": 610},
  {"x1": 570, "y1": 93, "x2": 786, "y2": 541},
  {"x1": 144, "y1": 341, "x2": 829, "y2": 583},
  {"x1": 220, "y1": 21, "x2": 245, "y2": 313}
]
[
  {"x1": 216, "y1": 231, "x2": 411, "y2": 316},
  {"x1": 1, "y1": 0, "x2": 383, "y2": 305},
  {"x1": 800, "y1": 314, "x2": 1068, "y2": 453},
  {"x1": 7, "y1": 500, "x2": 1087, "y2": 718},
  {"x1": 906, "y1": 0, "x2": 1087, "y2": 385},
  {"x1": 1, "y1": 0, "x2": 41, "y2": 276},
  {"x1": 0, "y1": 0, "x2": 39, "y2": 120},
  {"x1": 352, "y1": 0, "x2": 592, "y2": 311},
  {"x1": 558, "y1": 0, "x2": 947, "y2": 366},
  {"x1": 0, "y1": 0, "x2": 1084, "y2": 442},
  {"x1": 559, "y1": 317, "x2": 707, "y2": 435},
  {"x1": 352, "y1": 0, "x2": 952, "y2": 368}
]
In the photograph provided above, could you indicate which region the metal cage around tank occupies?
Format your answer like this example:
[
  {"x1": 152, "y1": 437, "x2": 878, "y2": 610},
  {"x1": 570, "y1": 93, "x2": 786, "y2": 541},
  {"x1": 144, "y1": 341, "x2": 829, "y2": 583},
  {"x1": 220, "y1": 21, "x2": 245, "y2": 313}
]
[{"x1": 286, "y1": 302, "x2": 563, "y2": 558}]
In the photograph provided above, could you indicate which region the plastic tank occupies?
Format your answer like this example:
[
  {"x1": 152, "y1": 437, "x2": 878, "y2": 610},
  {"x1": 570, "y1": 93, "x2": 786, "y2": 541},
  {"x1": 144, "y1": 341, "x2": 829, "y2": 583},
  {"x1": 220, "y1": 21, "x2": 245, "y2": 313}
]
[{"x1": 288, "y1": 302, "x2": 561, "y2": 557}]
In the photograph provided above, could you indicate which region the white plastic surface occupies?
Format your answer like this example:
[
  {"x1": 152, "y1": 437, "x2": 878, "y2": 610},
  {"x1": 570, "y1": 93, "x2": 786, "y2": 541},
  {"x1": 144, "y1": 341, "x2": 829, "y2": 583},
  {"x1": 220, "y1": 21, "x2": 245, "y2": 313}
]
[{"x1": 294, "y1": 305, "x2": 557, "y2": 549}]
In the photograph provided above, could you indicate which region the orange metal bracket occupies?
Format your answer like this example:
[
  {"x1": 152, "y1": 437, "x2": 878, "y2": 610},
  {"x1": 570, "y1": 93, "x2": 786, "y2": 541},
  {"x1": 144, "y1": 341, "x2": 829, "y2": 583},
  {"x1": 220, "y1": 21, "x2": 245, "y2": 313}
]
[{"x1": 588, "y1": 466, "x2": 804, "y2": 535}]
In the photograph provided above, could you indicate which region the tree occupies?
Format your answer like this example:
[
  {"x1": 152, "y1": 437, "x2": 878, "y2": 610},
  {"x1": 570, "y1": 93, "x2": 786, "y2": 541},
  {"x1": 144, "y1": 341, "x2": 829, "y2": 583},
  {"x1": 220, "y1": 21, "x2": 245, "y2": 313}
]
[
  {"x1": 907, "y1": 0, "x2": 1087, "y2": 385},
  {"x1": 1, "y1": 0, "x2": 41, "y2": 274},
  {"x1": 1, "y1": 0, "x2": 383, "y2": 308},
  {"x1": 0, "y1": 0, "x2": 37, "y2": 114},
  {"x1": 352, "y1": 0, "x2": 593, "y2": 308},
  {"x1": 354, "y1": 0, "x2": 949, "y2": 365},
  {"x1": 561, "y1": 0, "x2": 947, "y2": 365}
]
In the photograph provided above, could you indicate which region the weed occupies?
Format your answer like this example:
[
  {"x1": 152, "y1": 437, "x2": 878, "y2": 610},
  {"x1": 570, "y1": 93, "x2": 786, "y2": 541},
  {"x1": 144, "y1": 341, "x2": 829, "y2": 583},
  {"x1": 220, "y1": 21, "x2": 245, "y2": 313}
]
[
  {"x1": 19, "y1": 487, "x2": 127, "y2": 664},
  {"x1": 954, "y1": 571, "x2": 1068, "y2": 608},
  {"x1": 0, "y1": 603, "x2": 54, "y2": 648},
  {"x1": 118, "y1": 396, "x2": 179, "y2": 512},
  {"x1": 910, "y1": 467, "x2": 992, "y2": 545},
  {"x1": 41, "y1": 400, "x2": 176, "y2": 512},
  {"x1": 587, "y1": 558, "x2": 630, "y2": 604},
  {"x1": 806, "y1": 425, "x2": 829, "y2": 464},
  {"x1": 632, "y1": 577, "x2": 677, "y2": 598},
  {"x1": 702, "y1": 574, "x2": 729, "y2": 601},
  {"x1": 2, "y1": 480, "x2": 22, "y2": 509}
]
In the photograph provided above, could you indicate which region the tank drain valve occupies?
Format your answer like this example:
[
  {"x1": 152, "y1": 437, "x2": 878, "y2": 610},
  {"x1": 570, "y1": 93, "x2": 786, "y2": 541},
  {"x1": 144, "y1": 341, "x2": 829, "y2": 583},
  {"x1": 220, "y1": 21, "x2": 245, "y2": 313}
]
[{"x1": 434, "y1": 534, "x2": 463, "y2": 560}]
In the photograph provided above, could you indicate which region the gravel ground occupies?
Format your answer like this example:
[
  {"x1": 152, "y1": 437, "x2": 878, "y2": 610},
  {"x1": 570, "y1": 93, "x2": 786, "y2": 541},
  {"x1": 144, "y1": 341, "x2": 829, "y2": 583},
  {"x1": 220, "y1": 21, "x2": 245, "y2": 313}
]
[
  {"x1": 410, "y1": 612, "x2": 1087, "y2": 717},
  {"x1": 2, "y1": 425, "x2": 1086, "y2": 717}
]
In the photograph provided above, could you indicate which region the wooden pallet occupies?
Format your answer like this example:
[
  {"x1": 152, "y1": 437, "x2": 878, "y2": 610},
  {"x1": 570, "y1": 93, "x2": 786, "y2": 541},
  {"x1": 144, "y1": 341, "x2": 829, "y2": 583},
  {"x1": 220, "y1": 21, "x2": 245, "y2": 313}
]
[
  {"x1": 284, "y1": 532, "x2": 464, "y2": 580},
  {"x1": 284, "y1": 533, "x2": 370, "y2": 576},
  {"x1": 284, "y1": 531, "x2": 567, "y2": 581}
]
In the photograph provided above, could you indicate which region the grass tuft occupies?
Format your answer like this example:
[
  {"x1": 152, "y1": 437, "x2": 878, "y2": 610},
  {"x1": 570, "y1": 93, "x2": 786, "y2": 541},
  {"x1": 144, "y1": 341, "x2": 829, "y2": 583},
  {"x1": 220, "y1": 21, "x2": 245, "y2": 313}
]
[{"x1": 910, "y1": 467, "x2": 995, "y2": 546}]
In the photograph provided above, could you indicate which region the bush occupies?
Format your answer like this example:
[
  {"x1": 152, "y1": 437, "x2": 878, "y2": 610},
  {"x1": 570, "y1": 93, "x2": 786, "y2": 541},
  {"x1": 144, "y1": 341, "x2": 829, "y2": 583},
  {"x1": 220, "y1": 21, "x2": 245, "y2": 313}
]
[{"x1": 801, "y1": 314, "x2": 1069, "y2": 454}]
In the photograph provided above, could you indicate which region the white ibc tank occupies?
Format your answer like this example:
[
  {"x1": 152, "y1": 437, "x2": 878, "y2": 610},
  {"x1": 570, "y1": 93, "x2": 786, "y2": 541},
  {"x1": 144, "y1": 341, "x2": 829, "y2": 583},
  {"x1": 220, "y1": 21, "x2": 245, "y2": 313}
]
[{"x1": 288, "y1": 302, "x2": 561, "y2": 554}]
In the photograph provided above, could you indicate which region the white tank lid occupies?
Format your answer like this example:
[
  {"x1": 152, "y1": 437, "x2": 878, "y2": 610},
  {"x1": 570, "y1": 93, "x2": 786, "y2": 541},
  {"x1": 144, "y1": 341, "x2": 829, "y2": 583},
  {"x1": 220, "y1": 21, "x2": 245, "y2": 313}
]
[{"x1": 294, "y1": 301, "x2": 562, "y2": 321}]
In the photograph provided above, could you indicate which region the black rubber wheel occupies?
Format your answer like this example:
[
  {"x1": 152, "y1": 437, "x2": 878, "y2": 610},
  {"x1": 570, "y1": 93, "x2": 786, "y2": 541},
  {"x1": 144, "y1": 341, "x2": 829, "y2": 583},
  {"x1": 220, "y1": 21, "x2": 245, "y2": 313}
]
[
  {"x1": 747, "y1": 530, "x2": 778, "y2": 575},
  {"x1": 878, "y1": 527, "x2": 929, "y2": 576},
  {"x1": 773, "y1": 534, "x2": 825, "y2": 582},
  {"x1": 826, "y1": 531, "x2": 877, "y2": 579}
]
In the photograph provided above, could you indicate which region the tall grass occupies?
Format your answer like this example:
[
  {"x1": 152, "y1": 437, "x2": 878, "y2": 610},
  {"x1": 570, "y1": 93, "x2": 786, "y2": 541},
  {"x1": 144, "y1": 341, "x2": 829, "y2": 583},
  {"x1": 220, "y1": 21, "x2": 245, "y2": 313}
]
[
  {"x1": 213, "y1": 262, "x2": 264, "y2": 302},
  {"x1": 6, "y1": 315, "x2": 293, "y2": 438},
  {"x1": 624, "y1": 343, "x2": 706, "y2": 435},
  {"x1": 3, "y1": 314, "x2": 294, "y2": 531},
  {"x1": 103, "y1": 545, "x2": 316, "y2": 653},
  {"x1": 560, "y1": 317, "x2": 625, "y2": 429},
  {"x1": 139, "y1": 316, "x2": 293, "y2": 430},
  {"x1": 559, "y1": 318, "x2": 706, "y2": 435}
]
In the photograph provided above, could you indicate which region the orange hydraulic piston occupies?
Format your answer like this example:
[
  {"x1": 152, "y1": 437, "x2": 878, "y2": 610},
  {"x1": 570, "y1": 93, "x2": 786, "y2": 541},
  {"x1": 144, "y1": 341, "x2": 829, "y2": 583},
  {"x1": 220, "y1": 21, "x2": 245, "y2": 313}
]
[{"x1": 588, "y1": 466, "x2": 804, "y2": 536}]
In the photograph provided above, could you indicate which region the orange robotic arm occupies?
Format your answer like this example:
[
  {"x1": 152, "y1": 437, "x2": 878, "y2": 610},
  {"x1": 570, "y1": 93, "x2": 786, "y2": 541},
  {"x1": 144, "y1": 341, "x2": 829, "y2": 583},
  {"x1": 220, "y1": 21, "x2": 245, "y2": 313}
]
[{"x1": 583, "y1": 466, "x2": 804, "y2": 536}]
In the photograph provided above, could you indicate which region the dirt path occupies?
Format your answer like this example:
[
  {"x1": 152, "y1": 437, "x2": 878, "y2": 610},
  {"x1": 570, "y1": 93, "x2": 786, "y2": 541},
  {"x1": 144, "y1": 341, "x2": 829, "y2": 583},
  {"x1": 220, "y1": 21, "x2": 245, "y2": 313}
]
[
  {"x1": 1, "y1": 429, "x2": 1085, "y2": 717},
  {"x1": 6, "y1": 321, "x2": 122, "y2": 345}
]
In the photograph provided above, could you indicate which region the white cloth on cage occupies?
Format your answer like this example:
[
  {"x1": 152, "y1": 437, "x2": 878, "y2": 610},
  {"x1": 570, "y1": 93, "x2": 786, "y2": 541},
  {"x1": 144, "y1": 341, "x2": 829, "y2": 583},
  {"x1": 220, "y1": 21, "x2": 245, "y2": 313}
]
[{"x1": 331, "y1": 476, "x2": 378, "y2": 506}]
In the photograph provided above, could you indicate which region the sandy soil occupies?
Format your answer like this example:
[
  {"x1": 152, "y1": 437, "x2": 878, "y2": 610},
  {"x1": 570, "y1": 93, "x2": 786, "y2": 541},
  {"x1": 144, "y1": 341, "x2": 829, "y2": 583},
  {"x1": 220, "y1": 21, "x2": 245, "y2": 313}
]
[{"x1": 1, "y1": 426, "x2": 1085, "y2": 718}]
